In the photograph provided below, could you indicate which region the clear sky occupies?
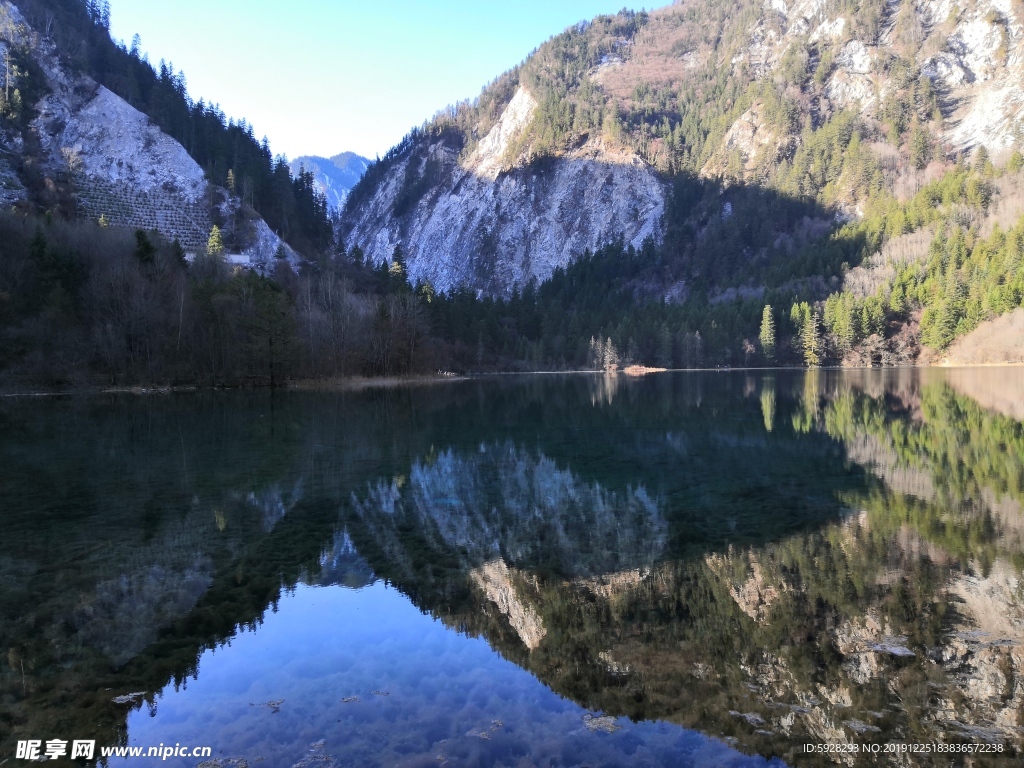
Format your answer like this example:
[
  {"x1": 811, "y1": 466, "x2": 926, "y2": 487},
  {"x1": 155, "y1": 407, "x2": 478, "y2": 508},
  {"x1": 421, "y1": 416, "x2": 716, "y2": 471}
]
[{"x1": 110, "y1": 1, "x2": 644, "y2": 162}]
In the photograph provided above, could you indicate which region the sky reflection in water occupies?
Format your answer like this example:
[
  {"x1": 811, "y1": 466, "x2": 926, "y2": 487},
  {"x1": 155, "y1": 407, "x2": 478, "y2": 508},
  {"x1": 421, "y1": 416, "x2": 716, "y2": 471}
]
[
  {"x1": 119, "y1": 582, "x2": 779, "y2": 767},
  {"x1": 3, "y1": 369, "x2": 1024, "y2": 767}
]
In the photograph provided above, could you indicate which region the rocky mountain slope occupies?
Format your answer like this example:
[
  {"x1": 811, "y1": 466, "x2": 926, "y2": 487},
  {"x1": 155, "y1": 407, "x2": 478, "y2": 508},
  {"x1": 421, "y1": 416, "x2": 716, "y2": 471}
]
[
  {"x1": 290, "y1": 151, "x2": 370, "y2": 212},
  {"x1": 0, "y1": 0, "x2": 293, "y2": 265},
  {"x1": 341, "y1": 0, "x2": 1024, "y2": 296},
  {"x1": 342, "y1": 86, "x2": 664, "y2": 294}
]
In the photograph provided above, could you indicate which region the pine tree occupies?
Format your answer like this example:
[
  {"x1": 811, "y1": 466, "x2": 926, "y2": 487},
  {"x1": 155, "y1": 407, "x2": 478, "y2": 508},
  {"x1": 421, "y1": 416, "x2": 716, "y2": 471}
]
[
  {"x1": 801, "y1": 309, "x2": 822, "y2": 367},
  {"x1": 909, "y1": 125, "x2": 930, "y2": 170},
  {"x1": 656, "y1": 323, "x2": 672, "y2": 367},
  {"x1": 134, "y1": 230, "x2": 155, "y2": 264},
  {"x1": 974, "y1": 145, "x2": 990, "y2": 174},
  {"x1": 758, "y1": 304, "x2": 776, "y2": 362},
  {"x1": 207, "y1": 225, "x2": 225, "y2": 256},
  {"x1": 603, "y1": 337, "x2": 619, "y2": 371},
  {"x1": 588, "y1": 336, "x2": 603, "y2": 370}
]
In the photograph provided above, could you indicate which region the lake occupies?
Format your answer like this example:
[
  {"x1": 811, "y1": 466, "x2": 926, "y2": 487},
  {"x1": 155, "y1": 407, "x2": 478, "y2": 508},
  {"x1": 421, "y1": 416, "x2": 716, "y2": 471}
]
[{"x1": 1, "y1": 369, "x2": 1022, "y2": 766}]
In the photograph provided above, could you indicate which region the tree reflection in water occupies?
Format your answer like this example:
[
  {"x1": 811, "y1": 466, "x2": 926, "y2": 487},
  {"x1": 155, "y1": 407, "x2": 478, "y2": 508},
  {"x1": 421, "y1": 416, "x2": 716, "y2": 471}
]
[{"x1": 1, "y1": 368, "x2": 1022, "y2": 766}]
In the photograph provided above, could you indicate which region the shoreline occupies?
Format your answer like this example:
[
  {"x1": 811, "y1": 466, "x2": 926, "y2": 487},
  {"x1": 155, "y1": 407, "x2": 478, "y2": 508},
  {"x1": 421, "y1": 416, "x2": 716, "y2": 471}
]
[
  {"x1": 0, "y1": 375, "x2": 466, "y2": 399},
  {"x1": 2, "y1": 363, "x2": 1023, "y2": 398}
]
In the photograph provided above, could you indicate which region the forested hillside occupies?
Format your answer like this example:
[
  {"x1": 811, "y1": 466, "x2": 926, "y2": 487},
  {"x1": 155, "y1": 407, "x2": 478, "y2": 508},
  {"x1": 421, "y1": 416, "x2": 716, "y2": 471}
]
[
  {"x1": 8, "y1": 0, "x2": 333, "y2": 254},
  {"x1": 2, "y1": 0, "x2": 1024, "y2": 387},
  {"x1": 341, "y1": 0, "x2": 1024, "y2": 368}
]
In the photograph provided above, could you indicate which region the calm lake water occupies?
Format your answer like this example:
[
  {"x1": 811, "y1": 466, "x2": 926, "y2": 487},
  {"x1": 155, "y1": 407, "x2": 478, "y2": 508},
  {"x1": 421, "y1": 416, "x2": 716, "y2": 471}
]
[{"x1": 2, "y1": 369, "x2": 1023, "y2": 767}]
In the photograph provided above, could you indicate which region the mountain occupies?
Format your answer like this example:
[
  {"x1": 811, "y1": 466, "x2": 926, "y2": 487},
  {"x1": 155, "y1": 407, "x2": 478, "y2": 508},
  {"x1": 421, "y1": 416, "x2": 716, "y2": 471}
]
[
  {"x1": 0, "y1": 0, "x2": 350, "y2": 387},
  {"x1": 340, "y1": 0, "x2": 1024, "y2": 297},
  {"x1": 291, "y1": 151, "x2": 370, "y2": 212},
  {"x1": 290, "y1": 152, "x2": 370, "y2": 212},
  {"x1": 0, "y1": 0, "x2": 331, "y2": 265}
]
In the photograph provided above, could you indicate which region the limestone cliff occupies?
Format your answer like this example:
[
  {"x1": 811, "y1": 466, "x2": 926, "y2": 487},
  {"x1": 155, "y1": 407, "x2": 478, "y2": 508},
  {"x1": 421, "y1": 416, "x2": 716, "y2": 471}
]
[{"x1": 342, "y1": 86, "x2": 664, "y2": 295}]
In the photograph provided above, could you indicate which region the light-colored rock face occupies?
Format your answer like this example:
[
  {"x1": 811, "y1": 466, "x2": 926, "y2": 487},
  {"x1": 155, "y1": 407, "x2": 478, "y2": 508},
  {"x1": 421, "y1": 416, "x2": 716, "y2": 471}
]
[
  {"x1": 921, "y1": 52, "x2": 970, "y2": 89},
  {"x1": 701, "y1": 101, "x2": 800, "y2": 179},
  {"x1": 824, "y1": 40, "x2": 877, "y2": 110},
  {"x1": 471, "y1": 87, "x2": 538, "y2": 181},
  {"x1": 470, "y1": 559, "x2": 546, "y2": 650},
  {"x1": 0, "y1": 0, "x2": 209, "y2": 248},
  {"x1": 734, "y1": 0, "x2": 1024, "y2": 151},
  {"x1": 706, "y1": 552, "x2": 781, "y2": 623},
  {"x1": 46, "y1": 86, "x2": 207, "y2": 202},
  {"x1": 343, "y1": 0, "x2": 1024, "y2": 294},
  {"x1": 342, "y1": 87, "x2": 665, "y2": 295},
  {"x1": 718, "y1": 104, "x2": 775, "y2": 171},
  {"x1": 0, "y1": 0, "x2": 291, "y2": 261},
  {"x1": 290, "y1": 154, "x2": 370, "y2": 213},
  {"x1": 43, "y1": 80, "x2": 216, "y2": 250},
  {"x1": 351, "y1": 443, "x2": 667, "y2": 578}
]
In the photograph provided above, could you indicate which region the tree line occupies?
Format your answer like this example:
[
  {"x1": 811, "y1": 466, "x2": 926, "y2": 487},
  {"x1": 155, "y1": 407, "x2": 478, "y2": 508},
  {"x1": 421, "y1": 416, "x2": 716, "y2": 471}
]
[{"x1": 0, "y1": 212, "x2": 434, "y2": 387}]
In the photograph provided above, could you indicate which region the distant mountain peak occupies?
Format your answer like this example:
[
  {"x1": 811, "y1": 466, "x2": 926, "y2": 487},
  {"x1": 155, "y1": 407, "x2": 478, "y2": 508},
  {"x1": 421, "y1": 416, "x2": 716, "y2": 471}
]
[{"x1": 291, "y1": 152, "x2": 371, "y2": 212}]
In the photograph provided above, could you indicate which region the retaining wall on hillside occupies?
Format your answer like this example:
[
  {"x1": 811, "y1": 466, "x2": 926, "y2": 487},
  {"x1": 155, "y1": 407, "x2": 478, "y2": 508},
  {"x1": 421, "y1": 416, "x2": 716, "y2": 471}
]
[{"x1": 75, "y1": 175, "x2": 212, "y2": 252}]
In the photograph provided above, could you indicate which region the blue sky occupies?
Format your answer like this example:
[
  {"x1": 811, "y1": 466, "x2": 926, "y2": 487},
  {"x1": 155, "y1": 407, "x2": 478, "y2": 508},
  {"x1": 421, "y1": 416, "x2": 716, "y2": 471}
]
[{"x1": 111, "y1": 1, "x2": 644, "y2": 162}]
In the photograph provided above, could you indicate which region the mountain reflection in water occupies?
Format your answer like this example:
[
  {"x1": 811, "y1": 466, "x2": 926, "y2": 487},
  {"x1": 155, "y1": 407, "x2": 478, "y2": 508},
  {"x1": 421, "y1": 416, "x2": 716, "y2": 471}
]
[{"x1": 1, "y1": 369, "x2": 1022, "y2": 766}]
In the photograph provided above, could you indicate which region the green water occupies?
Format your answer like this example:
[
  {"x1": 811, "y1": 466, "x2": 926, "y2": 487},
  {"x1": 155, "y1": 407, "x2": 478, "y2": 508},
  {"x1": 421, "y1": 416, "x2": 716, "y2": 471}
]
[{"x1": 1, "y1": 369, "x2": 1023, "y2": 766}]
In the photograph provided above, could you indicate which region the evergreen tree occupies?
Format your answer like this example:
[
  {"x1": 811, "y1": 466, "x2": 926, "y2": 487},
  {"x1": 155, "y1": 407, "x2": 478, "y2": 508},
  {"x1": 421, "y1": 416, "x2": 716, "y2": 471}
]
[
  {"x1": 656, "y1": 323, "x2": 672, "y2": 367},
  {"x1": 801, "y1": 309, "x2": 822, "y2": 367},
  {"x1": 207, "y1": 225, "x2": 225, "y2": 257},
  {"x1": 588, "y1": 336, "x2": 603, "y2": 370},
  {"x1": 909, "y1": 125, "x2": 930, "y2": 170},
  {"x1": 603, "y1": 337, "x2": 619, "y2": 371},
  {"x1": 974, "y1": 145, "x2": 991, "y2": 174},
  {"x1": 134, "y1": 230, "x2": 155, "y2": 264},
  {"x1": 758, "y1": 304, "x2": 776, "y2": 361}
]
